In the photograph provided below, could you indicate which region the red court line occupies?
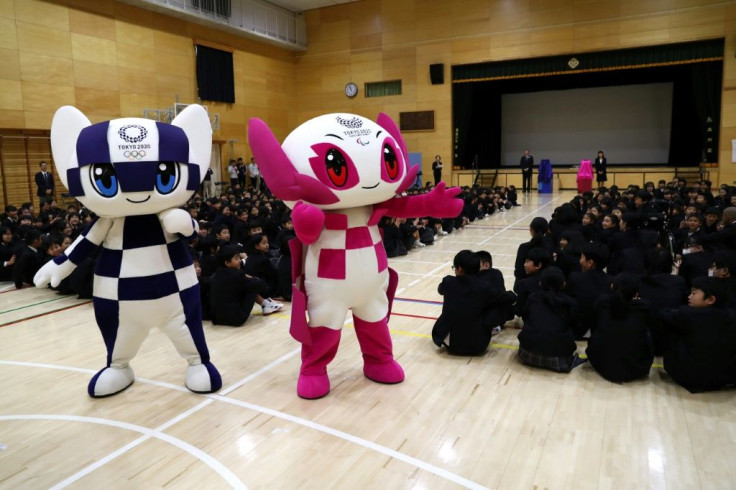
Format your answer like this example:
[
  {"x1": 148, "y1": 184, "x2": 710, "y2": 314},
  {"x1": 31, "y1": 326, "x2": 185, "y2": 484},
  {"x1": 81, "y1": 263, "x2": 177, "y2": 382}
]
[
  {"x1": 0, "y1": 300, "x2": 92, "y2": 328},
  {"x1": 391, "y1": 312, "x2": 438, "y2": 321},
  {"x1": 394, "y1": 297, "x2": 443, "y2": 306}
]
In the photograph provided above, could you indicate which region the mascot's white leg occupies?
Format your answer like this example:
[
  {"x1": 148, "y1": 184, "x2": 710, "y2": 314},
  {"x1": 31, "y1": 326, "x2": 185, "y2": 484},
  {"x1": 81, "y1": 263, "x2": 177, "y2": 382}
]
[
  {"x1": 88, "y1": 314, "x2": 149, "y2": 398},
  {"x1": 162, "y1": 288, "x2": 222, "y2": 393}
]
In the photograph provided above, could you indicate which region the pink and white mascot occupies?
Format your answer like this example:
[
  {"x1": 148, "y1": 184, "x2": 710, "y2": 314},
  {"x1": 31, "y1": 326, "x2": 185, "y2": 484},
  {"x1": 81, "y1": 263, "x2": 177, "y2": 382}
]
[{"x1": 248, "y1": 113, "x2": 463, "y2": 399}]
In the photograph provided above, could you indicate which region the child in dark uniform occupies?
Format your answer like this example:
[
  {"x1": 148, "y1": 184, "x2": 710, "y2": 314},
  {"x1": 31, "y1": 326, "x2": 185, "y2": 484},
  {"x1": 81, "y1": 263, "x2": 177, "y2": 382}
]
[
  {"x1": 210, "y1": 245, "x2": 283, "y2": 326},
  {"x1": 432, "y1": 250, "x2": 516, "y2": 355},
  {"x1": 517, "y1": 267, "x2": 584, "y2": 373},
  {"x1": 586, "y1": 273, "x2": 654, "y2": 383},
  {"x1": 660, "y1": 277, "x2": 736, "y2": 393}
]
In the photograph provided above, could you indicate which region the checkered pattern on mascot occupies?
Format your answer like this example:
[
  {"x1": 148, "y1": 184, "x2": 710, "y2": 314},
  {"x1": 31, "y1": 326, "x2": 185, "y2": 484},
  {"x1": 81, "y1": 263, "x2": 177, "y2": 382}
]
[
  {"x1": 248, "y1": 113, "x2": 463, "y2": 399},
  {"x1": 34, "y1": 105, "x2": 222, "y2": 398}
]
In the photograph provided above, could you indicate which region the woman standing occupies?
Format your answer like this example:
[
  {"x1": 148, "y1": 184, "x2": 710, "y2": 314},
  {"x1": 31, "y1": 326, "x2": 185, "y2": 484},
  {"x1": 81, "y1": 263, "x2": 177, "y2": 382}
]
[{"x1": 594, "y1": 150, "x2": 607, "y2": 186}]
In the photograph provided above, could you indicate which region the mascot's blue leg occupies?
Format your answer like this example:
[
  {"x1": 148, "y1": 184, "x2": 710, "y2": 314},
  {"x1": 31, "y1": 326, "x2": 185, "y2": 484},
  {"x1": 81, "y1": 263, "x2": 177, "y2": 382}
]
[
  {"x1": 88, "y1": 297, "x2": 139, "y2": 397},
  {"x1": 164, "y1": 285, "x2": 222, "y2": 393}
]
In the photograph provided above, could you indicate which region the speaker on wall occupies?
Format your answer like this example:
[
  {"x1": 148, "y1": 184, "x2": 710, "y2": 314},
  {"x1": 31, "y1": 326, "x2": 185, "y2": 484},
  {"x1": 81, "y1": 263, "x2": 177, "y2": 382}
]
[{"x1": 429, "y1": 63, "x2": 444, "y2": 85}]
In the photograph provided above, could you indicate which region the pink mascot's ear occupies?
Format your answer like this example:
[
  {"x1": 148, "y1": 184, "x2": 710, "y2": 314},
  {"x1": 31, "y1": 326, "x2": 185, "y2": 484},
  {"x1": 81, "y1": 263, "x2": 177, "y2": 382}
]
[
  {"x1": 248, "y1": 118, "x2": 339, "y2": 205},
  {"x1": 376, "y1": 113, "x2": 418, "y2": 194}
]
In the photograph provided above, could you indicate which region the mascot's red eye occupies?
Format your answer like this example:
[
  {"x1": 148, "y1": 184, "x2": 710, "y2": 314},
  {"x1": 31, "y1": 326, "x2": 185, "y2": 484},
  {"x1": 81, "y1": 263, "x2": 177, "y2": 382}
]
[
  {"x1": 325, "y1": 148, "x2": 348, "y2": 187},
  {"x1": 383, "y1": 144, "x2": 399, "y2": 180}
]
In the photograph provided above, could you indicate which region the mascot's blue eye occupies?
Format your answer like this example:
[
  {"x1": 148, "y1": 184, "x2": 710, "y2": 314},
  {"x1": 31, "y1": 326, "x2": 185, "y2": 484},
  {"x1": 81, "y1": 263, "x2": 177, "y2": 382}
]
[
  {"x1": 156, "y1": 161, "x2": 180, "y2": 194},
  {"x1": 89, "y1": 163, "x2": 118, "y2": 198}
]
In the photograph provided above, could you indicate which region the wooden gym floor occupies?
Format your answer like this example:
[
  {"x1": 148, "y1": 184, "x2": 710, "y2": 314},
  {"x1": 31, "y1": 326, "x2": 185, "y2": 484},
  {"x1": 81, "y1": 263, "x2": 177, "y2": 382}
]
[{"x1": 1, "y1": 191, "x2": 735, "y2": 489}]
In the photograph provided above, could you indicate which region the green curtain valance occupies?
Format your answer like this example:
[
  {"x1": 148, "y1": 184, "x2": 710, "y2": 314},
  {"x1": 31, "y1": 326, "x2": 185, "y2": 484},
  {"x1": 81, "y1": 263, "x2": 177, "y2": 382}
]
[{"x1": 452, "y1": 39, "x2": 724, "y2": 83}]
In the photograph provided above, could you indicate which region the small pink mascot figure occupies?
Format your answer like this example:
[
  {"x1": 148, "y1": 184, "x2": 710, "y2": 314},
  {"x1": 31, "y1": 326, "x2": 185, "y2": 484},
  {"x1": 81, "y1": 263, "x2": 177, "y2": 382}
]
[{"x1": 249, "y1": 113, "x2": 463, "y2": 399}]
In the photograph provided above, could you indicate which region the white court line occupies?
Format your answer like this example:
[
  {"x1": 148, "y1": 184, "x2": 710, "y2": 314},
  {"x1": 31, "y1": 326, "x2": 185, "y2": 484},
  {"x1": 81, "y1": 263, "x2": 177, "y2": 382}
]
[
  {"x1": 0, "y1": 357, "x2": 489, "y2": 490},
  {"x1": 0, "y1": 283, "x2": 15, "y2": 293},
  {"x1": 42, "y1": 348, "x2": 301, "y2": 489},
  {"x1": 407, "y1": 279, "x2": 420, "y2": 287},
  {"x1": 478, "y1": 195, "x2": 567, "y2": 246},
  {"x1": 0, "y1": 414, "x2": 247, "y2": 490}
]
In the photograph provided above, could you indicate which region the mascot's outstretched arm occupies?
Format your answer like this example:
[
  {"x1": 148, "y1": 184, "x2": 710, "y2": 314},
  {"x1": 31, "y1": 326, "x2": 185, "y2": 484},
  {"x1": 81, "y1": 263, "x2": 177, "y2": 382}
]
[
  {"x1": 375, "y1": 182, "x2": 463, "y2": 219},
  {"x1": 34, "y1": 217, "x2": 113, "y2": 288}
]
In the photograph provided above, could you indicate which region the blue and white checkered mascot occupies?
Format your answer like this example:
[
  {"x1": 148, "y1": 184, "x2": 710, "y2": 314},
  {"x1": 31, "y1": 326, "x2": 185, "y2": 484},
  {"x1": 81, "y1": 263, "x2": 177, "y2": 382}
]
[{"x1": 34, "y1": 105, "x2": 222, "y2": 397}]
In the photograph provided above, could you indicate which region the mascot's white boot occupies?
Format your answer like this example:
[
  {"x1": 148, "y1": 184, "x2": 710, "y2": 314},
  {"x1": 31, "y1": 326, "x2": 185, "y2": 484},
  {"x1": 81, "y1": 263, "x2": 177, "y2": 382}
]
[{"x1": 89, "y1": 366, "x2": 135, "y2": 397}]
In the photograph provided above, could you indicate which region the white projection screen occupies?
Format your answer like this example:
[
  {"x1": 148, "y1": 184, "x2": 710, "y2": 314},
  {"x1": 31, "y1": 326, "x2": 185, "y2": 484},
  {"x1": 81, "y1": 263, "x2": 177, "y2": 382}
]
[{"x1": 501, "y1": 82, "x2": 673, "y2": 166}]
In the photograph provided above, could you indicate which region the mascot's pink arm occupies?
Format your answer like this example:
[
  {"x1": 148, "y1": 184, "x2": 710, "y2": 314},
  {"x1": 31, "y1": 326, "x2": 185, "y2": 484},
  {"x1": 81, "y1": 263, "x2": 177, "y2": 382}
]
[{"x1": 374, "y1": 182, "x2": 463, "y2": 220}]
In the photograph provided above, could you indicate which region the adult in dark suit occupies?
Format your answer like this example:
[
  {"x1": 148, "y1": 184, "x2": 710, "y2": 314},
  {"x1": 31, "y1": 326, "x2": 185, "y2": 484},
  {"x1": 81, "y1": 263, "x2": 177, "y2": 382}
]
[
  {"x1": 34, "y1": 161, "x2": 55, "y2": 204},
  {"x1": 520, "y1": 150, "x2": 534, "y2": 193},
  {"x1": 431, "y1": 155, "x2": 443, "y2": 186},
  {"x1": 593, "y1": 151, "x2": 607, "y2": 185}
]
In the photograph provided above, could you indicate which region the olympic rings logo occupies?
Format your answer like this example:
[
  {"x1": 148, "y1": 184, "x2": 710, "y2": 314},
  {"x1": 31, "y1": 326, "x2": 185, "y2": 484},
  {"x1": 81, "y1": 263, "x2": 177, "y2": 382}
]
[{"x1": 124, "y1": 150, "x2": 146, "y2": 160}]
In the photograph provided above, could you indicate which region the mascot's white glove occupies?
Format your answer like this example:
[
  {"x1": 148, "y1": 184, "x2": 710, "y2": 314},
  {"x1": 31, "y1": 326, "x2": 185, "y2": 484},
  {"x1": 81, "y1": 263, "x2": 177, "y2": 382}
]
[
  {"x1": 34, "y1": 259, "x2": 77, "y2": 288},
  {"x1": 159, "y1": 208, "x2": 198, "y2": 237}
]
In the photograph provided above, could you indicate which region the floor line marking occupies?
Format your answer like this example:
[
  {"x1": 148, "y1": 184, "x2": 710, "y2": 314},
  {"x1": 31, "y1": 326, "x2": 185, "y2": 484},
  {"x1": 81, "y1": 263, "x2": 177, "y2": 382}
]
[
  {"x1": 0, "y1": 414, "x2": 247, "y2": 490},
  {"x1": 41, "y1": 348, "x2": 300, "y2": 489},
  {"x1": 1, "y1": 357, "x2": 489, "y2": 490},
  {"x1": 479, "y1": 194, "x2": 567, "y2": 246},
  {"x1": 0, "y1": 295, "x2": 73, "y2": 315},
  {"x1": 0, "y1": 301, "x2": 92, "y2": 328}
]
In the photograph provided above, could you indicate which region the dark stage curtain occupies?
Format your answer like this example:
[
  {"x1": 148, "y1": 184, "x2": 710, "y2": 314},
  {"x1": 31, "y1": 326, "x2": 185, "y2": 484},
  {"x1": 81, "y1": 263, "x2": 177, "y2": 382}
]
[{"x1": 196, "y1": 44, "x2": 235, "y2": 104}]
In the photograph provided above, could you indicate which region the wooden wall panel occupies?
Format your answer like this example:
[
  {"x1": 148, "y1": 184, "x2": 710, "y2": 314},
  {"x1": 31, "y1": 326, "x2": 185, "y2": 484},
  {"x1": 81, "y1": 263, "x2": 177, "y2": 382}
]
[
  {"x1": 73, "y1": 61, "x2": 119, "y2": 91},
  {"x1": 116, "y1": 43, "x2": 155, "y2": 72},
  {"x1": 0, "y1": 16, "x2": 17, "y2": 50},
  {"x1": 14, "y1": 0, "x2": 69, "y2": 30},
  {"x1": 16, "y1": 22, "x2": 71, "y2": 58},
  {"x1": 19, "y1": 52, "x2": 74, "y2": 85},
  {"x1": 118, "y1": 67, "x2": 157, "y2": 96},
  {"x1": 22, "y1": 82, "x2": 75, "y2": 113},
  {"x1": 74, "y1": 88, "x2": 121, "y2": 117},
  {"x1": 71, "y1": 33, "x2": 117, "y2": 65},
  {"x1": 0, "y1": 0, "x2": 14, "y2": 19},
  {"x1": 0, "y1": 47, "x2": 20, "y2": 80},
  {"x1": 69, "y1": 8, "x2": 116, "y2": 42},
  {"x1": 0, "y1": 80, "x2": 23, "y2": 111}
]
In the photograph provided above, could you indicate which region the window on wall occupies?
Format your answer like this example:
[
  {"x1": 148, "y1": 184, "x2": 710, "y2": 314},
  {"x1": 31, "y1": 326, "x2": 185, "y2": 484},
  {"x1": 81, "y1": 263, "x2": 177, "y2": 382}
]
[{"x1": 365, "y1": 80, "x2": 402, "y2": 98}]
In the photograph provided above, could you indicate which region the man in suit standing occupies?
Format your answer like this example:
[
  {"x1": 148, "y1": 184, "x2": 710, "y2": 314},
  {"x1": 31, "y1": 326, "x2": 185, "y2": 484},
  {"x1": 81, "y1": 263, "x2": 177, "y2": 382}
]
[
  {"x1": 520, "y1": 150, "x2": 534, "y2": 193},
  {"x1": 34, "y1": 161, "x2": 54, "y2": 204}
]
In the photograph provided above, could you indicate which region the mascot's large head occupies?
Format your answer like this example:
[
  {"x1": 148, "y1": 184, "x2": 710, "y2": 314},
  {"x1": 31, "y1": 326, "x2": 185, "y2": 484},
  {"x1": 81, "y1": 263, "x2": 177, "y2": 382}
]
[
  {"x1": 51, "y1": 105, "x2": 212, "y2": 218},
  {"x1": 248, "y1": 113, "x2": 418, "y2": 211}
]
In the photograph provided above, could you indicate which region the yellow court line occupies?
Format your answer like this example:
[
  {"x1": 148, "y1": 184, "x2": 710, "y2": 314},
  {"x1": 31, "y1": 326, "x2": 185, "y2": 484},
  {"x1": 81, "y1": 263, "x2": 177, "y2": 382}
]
[{"x1": 262, "y1": 315, "x2": 665, "y2": 369}]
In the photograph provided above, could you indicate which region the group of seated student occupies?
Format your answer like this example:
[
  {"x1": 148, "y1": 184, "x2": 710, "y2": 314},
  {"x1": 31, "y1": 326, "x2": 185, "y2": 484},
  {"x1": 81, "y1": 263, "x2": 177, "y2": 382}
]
[
  {"x1": 379, "y1": 184, "x2": 519, "y2": 258},
  {"x1": 4, "y1": 178, "x2": 493, "y2": 328},
  {"x1": 1, "y1": 200, "x2": 91, "y2": 294},
  {"x1": 431, "y1": 177, "x2": 736, "y2": 394}
]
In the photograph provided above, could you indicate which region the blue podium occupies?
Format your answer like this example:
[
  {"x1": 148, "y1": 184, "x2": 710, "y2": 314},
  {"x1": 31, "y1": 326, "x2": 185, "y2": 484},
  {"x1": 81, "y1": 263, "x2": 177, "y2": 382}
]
[{"x1": 537, "y1": 159, "x2": 553, "y2": 193}]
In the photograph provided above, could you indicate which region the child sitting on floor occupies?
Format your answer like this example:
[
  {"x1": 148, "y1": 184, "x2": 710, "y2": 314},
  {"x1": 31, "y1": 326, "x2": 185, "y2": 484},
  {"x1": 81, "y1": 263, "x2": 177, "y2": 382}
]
[
  {"x1": 586, "y1": 273, "x2": 654, "y2": 383},
  {"x1": 517, "y1": 267, "x2": 585, "y2": 373},
  {"x1": 432, "y1": 250, "x2": 516, "y2": 355},
  {"x1": 660, "y1": 277, "x2": 736, "y2": 393}
]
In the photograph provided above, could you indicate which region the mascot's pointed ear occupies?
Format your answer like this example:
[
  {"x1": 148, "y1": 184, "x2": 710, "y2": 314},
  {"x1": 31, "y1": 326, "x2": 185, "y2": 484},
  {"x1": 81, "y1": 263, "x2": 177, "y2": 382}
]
[
  {"x1": 377, "y1": 112, "x2": 416, "y2": 193},
  {"x1": 51, "y1": 106, "x2": 92, "y2": 189},
  {"x1": 172, "y1": 104, "x2": 212, "y2": 182},
  {"x1": 248, "y1": 118, "x2": 338, "y2": 205},
  {"x1": 377, "y1": 113, "x2": 408, "y2": 163}
]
